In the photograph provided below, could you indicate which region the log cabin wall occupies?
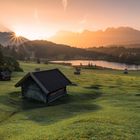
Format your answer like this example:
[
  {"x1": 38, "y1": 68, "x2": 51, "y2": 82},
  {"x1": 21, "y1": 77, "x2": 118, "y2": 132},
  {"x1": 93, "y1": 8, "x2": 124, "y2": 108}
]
[
  {"x1": 48, "y1": 88, "x2": 66, "y2": 103},
  {"x1": 21, "y1": 78, "x2": 47, "y2": 103}
]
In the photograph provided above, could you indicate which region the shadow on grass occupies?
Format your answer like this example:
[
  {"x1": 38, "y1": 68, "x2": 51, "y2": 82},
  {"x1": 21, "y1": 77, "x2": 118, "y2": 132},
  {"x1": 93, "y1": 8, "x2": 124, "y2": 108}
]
[
  {"x1": 49, "y1": 91, "x2": 102, "y2": 106},
  {"x1": 0, "y1": 90, "x2": 102, "y2": 125},
  {"x1": 135, "y1": 93, "x2": 140, "y2": 96},
  {"x1": 84, "y1": 84, "x2": 102, "y2": 90},
  {"x1": 5, "y1": 91, "x2": 48, "y2": 110}
]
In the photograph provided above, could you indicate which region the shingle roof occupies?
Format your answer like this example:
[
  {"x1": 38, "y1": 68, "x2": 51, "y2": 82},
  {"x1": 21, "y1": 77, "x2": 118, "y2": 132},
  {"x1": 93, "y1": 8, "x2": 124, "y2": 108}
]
[{"x1": 15, "y1": 69, "x2": 71, "y2": 94}]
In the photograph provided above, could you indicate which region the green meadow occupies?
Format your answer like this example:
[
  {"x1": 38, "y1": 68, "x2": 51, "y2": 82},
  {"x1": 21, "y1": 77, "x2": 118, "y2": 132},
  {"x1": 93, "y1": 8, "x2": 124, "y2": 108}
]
[{"x1": 0, "y1": 62, "x2": 140, "y2": 140}]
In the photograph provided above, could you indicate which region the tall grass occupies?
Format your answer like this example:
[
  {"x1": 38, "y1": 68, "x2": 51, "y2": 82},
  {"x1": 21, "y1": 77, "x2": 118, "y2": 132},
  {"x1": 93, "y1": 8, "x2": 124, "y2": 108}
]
[{"x1": 0, "y1": 62, "x2": 140, "y2": 140}]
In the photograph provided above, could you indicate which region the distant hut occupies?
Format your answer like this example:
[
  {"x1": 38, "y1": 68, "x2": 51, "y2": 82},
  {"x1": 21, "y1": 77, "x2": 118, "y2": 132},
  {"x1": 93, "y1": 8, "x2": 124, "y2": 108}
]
[
  {"x1": 124, "y1": 68, "x2": 128, "y2": 74},
  {"x1": 15, "y1": 69, "x2": 71, "y2": 104},
  {"x1": 0, "y1": 69, "x2": 11, "y2": 81},
  {"x1": 74, "y1": 67, "x2": 81, "y2": 75}
]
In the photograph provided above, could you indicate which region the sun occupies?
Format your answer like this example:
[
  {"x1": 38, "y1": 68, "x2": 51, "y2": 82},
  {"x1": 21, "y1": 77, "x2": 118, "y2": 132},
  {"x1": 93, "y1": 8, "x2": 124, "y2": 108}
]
[
  {"x1": 9, "y1": 32, "x2": 27, "y2": 45},
  {"x1": 15, "y1": 31, "x2": 22, "y2": 37},
  {"x1": 12, "y1": 25, "x2": 56, "y2": 40}
]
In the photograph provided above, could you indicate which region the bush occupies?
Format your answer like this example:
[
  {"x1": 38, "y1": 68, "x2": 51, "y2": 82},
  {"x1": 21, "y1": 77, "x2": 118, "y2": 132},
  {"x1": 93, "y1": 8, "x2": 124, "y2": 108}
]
[{"x1": 0, "y1": 56, "x2": 23, "y2": 72}]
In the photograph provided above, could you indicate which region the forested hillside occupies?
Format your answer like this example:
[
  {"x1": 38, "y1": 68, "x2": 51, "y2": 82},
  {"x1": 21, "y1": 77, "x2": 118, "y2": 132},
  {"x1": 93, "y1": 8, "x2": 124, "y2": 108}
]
[
  {"x1": 3, "y1": 40, "x2": 106, "y2": 61},
  {"x1": 0, "y1": 45, "x2": 22, "y2": 72},
  {"x1": 1, "y1": 40, "x2": 140, "y2": 65},
  {"x1": 88, "y1": 47, "x2": 140, "y2": 64}
]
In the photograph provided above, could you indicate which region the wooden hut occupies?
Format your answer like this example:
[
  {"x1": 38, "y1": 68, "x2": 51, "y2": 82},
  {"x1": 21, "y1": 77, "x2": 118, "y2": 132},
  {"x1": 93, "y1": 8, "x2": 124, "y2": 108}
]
[
  {"x1": 15, "y1": 69, "x2": 71, "y2": 103},
  {"x1": 74, "y1": 67, "x2": 81, "y2": 75},
  {"x1": 124, "y1": 68, "x2": 128, "y2": 74},
  {"x1": 0, "y1": 69, "x2": 11, "y2": 81}
]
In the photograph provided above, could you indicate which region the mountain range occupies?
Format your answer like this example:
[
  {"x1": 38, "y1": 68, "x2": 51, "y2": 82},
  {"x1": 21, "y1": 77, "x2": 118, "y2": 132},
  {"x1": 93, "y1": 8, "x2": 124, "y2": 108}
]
[
  {"x1": 49, "y1": 27, "x2": 140, "y2": 48},
  {"x1": 0, "y1": 26, "x2": 140, "y2": 48}
]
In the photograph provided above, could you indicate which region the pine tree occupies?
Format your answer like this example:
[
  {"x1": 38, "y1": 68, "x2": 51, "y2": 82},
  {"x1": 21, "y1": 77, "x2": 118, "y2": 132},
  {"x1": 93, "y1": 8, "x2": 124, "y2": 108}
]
[{"x1": 0, "y1": 47, "x2": 4, "y2": 66}]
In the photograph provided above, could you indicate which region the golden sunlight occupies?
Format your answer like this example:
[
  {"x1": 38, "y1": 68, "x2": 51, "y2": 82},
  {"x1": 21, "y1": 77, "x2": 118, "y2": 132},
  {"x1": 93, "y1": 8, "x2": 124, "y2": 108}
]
[
  {"x1": 12, "y1": 25, "x2": 56, "y2": 40},
  {"x1": 15, "y1": 31, "x2": 22, "y2": 37},
  {"x1": 8, "y1": 32, "x2": 27, "y2": 45}
]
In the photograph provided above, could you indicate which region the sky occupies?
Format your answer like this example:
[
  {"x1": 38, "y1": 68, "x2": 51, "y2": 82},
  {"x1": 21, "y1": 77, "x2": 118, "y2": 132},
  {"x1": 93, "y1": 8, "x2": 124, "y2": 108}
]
[{"x1": 0, "y1": 0, "x2": 140, "y2": 40}]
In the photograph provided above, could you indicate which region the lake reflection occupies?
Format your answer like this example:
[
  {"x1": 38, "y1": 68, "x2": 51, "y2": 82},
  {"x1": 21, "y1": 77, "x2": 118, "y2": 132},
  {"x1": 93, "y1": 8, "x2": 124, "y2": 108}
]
[{"x1": 51, "y1": 60, "x2": 140, "y2": 70}]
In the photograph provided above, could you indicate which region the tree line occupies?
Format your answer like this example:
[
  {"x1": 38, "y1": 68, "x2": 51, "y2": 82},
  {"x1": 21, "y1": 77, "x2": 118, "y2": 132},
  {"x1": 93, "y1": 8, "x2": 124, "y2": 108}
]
[
  {"x1": 89, "y1": 46, "x2": 140, "y2": 65},
  {"x1": 0, "y1": 41, "x2": 140, "y2": 65},
  {"x1": 0, "y1": 44, "x2": 22, "y2": 72}
]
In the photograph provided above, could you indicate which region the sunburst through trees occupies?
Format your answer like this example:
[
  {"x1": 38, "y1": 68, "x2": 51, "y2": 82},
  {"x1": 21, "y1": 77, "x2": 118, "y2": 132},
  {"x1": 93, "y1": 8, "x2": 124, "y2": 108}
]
[{"x1": 9, "y1": 32, "x2": 27, "y2": 45}]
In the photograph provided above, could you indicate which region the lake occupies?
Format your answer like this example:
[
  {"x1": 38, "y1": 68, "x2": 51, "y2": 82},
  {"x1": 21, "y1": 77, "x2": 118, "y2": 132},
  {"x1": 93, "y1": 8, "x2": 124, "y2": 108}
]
[{"x1": 51, "y1": 60, "x2": 140, "y2": 70}]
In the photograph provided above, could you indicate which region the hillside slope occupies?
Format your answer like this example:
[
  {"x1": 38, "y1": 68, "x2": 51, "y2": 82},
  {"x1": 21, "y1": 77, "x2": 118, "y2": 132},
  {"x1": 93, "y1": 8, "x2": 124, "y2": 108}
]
[
  {"x1": 19, "y1": 40, "x2": 104, "y2": 60},
  {"x1": 0, "y1": 62, "x2": 140, "y2": 140}
]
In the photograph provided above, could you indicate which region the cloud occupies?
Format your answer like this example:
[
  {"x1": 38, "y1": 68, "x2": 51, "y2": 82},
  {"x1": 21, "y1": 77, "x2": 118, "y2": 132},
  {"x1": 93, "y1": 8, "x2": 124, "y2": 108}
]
[{"x1": 62, "y1": 0, "x2": 68, "y2": 11}]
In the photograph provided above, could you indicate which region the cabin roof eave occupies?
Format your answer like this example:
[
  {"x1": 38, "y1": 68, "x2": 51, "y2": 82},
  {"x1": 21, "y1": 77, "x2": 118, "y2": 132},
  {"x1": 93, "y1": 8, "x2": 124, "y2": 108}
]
[
  {"x1": 30, "y1": 73, "x2": 49, "y2": 95},
  {"x1": 15, "y1": 72, "x2": 49, "y2": 95}
]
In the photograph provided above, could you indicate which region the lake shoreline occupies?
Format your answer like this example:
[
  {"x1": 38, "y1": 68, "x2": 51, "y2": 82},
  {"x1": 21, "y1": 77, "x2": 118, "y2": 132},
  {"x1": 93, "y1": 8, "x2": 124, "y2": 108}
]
[
  {"x1": 48, "y1": 58, "x2": 140, "y2": 65},
  {"x1": 50, "y1": 60, "x2": 140, "y2": 70}
]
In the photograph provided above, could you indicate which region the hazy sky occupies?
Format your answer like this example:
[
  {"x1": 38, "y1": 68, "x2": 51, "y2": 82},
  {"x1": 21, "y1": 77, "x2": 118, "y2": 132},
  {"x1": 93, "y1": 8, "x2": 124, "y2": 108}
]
[{"x1": 0, "y1": 0, "x2": 140, "y2": 39}]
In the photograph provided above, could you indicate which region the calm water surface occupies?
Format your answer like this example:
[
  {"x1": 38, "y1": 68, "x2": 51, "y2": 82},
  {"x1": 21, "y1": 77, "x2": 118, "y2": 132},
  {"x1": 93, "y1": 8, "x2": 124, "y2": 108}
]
[{"x1": 52, "y1": 60, "x2": 140, "y2": 70}]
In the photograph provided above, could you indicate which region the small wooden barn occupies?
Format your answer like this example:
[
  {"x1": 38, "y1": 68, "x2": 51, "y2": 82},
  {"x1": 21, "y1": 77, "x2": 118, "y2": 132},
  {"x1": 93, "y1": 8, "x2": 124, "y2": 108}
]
[
  {"x1": 0, "y1": 69, "x2": 11, "y2": 81},
  {"x1": 74, "y1": 67, "x2": 81, "y2": 75},
  {"x1": 15, "y1": 69, "x2": 71, "y2": 103}
]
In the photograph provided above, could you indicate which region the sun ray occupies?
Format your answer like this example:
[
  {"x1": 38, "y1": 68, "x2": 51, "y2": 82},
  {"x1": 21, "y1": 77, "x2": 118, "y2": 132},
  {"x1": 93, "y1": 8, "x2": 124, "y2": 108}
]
[{"x1": 8, "y1": 32, "x2": 27, "y2": 46}]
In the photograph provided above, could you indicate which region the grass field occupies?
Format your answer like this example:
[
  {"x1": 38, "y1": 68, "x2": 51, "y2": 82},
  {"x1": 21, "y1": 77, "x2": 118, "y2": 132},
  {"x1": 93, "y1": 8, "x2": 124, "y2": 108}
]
[{"x1": 0, "y1": 62, "x2": 140, "y2": 140}]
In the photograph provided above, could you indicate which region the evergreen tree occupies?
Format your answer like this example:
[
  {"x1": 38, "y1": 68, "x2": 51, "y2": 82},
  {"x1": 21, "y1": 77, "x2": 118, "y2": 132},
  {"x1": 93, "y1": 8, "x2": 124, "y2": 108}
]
[{"x1": 0, "y1": 47, "x2": 4, "y2": 66}]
